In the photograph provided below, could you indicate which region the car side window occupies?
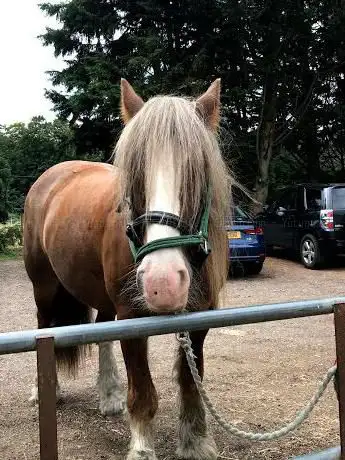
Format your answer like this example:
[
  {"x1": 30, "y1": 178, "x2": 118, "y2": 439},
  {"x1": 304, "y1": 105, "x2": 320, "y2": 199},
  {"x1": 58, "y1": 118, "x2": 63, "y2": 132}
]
[
  {"x1": 331, "y1": 187, "x2": 345, "y2": 209},
  {"x1": 276, "y1": 189, "x2": 297, "y2": 211},
  {"x1": 305, "y1": 188, "x2": 322, "y2": 211}
]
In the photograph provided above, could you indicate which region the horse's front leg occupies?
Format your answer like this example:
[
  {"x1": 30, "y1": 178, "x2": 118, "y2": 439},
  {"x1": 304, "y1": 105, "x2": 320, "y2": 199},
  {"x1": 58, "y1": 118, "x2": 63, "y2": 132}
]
[
  {"x1": 98, "y1": 341, "x2": 125, "y2": 415},
  {"x1": 96, "y1": 310, "x2": 125, "y2": 415},
  {"x1": 121, "y1": 337, "x2": 158, "y2": 460},
  {"x1": 175, "y1": 330, "x2": 217, "y2": 460}
]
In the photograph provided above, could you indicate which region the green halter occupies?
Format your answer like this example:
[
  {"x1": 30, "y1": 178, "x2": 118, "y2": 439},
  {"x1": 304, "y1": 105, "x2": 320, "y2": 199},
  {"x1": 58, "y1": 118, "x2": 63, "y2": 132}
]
[{"x1": 126, "y1": 189, "x2": 212, "y2": 265}]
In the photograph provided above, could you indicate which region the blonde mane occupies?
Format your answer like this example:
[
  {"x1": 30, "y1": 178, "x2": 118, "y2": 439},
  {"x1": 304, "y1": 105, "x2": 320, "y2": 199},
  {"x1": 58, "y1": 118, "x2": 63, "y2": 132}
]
[{"x1": 114, "y1": 95, "x2": 232, "y2": 307}]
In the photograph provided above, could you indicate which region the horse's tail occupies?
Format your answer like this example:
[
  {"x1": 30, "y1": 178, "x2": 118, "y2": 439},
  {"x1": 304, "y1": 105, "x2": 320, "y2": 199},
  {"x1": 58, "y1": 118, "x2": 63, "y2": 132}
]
[{"x1": 49, "y1": 283, "x2": 92, "y2": 376}]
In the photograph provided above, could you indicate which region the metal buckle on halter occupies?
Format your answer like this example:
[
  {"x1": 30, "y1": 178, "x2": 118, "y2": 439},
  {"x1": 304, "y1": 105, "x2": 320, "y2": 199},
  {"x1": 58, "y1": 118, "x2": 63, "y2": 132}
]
[
  {"x1": 198, "y1": 232, "x2": 211, "y2": 256},
  {"x1": 189, "y1": 236, "x2": 211, "y2": 269},
  {"x1": 203, "y1": 238, "x2": 211, "y2": 256},
  {"x1": 126, "y1": 223, "x2": 142, "y2": 248}
]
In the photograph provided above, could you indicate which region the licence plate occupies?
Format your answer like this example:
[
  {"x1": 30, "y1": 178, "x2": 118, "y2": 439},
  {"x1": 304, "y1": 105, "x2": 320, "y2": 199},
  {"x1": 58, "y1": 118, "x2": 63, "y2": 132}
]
[{"x1": 227, "y1": 231, "x2": 241, "y2": 239}]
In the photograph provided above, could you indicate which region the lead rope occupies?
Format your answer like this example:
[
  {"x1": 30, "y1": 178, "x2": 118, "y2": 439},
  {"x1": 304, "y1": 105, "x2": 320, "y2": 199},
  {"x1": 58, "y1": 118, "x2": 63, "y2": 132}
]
[{"x1": 176, "y1": 331, "x2": 337, "y2": 441}]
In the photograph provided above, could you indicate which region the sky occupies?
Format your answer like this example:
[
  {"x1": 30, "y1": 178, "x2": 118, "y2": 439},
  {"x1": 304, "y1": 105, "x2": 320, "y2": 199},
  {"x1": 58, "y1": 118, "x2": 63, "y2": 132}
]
[{"x1": 0, "y1": 0, "x2": 66, "y2": 125}]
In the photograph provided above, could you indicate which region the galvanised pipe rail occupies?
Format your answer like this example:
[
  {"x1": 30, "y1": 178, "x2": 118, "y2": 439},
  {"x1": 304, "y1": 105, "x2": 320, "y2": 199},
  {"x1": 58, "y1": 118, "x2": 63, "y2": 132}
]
[
  {"x1": 0, "y1": 296, "x2": 344, "y2": 355},
  {"x1": 292, "y1": 446, "x2": 341, "y2": 459}
]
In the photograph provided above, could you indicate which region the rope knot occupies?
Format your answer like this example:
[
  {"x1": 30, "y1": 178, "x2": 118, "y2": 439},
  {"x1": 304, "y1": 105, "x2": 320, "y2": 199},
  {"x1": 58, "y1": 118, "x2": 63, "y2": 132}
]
[
  {"x1": 176, "y1": 331, "x2": 191, "y2": 347},
  {"x1": 176, "y1": 332, "x2": 197, "y2": 358}
]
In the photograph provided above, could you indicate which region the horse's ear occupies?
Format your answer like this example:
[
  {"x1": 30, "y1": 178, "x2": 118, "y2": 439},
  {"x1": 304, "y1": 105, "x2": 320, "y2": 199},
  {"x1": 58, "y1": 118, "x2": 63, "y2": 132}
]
[
  {"x1": 120, "y1": 78, "x2": 144, "y2": 124},
  {"x1": 196, "y1": 78, "x2": 221, "y2": 131}
]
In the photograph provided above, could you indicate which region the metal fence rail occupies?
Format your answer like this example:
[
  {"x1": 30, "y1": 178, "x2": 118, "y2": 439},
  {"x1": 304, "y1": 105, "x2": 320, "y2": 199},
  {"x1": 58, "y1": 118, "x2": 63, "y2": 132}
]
[
  {"x1": 1, "y1": 296, "x2": 345, "y2": 460},
  {"x1": 1, "y1": 297, "x2": 344, "y2": 355},
  {"x1": 293, "y1": 446, "x2": 341, "y2": 459}
]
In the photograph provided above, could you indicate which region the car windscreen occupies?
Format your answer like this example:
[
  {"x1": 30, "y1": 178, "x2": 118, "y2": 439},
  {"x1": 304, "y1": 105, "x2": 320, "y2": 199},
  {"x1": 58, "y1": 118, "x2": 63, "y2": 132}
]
[
  {"x1": 332, "y1": 187, "x2": 345, "y2": 209},
  {"x1": 225, "y1": 206, "x2": 251, "y2": 226},
  {"x1": 234, "y1": 206, "x2": 251, "y2": 220}
]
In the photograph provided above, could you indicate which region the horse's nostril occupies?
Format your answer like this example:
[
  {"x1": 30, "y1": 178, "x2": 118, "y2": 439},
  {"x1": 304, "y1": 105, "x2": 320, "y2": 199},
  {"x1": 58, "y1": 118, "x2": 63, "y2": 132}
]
[
  {"x1": 178, "y1": 269, "x2": 189, "y2": 285},
  {"x1": 154, "y1": 291, "x2": 158, "y2": 295}
]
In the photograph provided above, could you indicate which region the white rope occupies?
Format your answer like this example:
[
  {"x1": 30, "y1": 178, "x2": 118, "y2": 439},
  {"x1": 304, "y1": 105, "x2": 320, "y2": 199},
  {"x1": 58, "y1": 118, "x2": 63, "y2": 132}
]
[{"x1": 176, "y1": 331, "x2": 337, "y2": 441}]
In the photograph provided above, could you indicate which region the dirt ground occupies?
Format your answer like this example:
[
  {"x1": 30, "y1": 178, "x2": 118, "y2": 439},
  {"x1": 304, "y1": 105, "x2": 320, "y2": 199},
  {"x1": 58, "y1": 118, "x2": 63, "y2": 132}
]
[{"x1": 1, "y1": 255, "x2": 345, "y2": 460}]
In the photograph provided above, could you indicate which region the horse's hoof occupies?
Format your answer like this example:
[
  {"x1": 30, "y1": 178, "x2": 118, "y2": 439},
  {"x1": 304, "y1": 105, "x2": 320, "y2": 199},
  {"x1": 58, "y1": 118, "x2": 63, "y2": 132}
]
[
  {"x1": 99, "y1": 394, "x2": 125, "y2": 416},
  {"x1": 29, "y1": 392, "x2": 38, "y2": 406},
  {"x1": 176, "y1": 435, "x2": 218, "y2": 459},
  {"x1": 126, "y1": 449, "x2": 157, "y2": 460},
  {"x1": 29, "y1": 386, "x2": 63, "y2": 406}
]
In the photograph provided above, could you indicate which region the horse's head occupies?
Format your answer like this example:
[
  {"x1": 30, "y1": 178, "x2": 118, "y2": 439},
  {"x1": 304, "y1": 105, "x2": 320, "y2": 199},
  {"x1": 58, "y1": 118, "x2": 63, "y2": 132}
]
[{"x1": 115, "y1": 79, "x2": 230, "y2": 313}]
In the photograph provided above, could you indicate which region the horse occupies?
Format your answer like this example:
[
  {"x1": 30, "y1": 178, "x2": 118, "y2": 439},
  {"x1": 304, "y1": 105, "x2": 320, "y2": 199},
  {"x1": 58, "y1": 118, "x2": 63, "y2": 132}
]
[{"x1": 23, "y1": 78, "x2": 231, "y2": 460}]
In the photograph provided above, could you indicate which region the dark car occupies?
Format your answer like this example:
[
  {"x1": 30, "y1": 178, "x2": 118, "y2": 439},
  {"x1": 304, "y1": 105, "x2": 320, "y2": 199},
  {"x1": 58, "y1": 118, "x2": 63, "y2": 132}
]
[
  {"x1": 256, "y1": 183, "x2": 345, "y2": 269},
  {"x1": 226, "y1": 205, "x2": 266, "y2": 275}
]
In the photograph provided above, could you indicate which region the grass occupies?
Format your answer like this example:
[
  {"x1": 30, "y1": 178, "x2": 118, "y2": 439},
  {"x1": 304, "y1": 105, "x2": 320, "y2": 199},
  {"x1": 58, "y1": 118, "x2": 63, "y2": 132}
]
[{"x1": 0, "y1": 246, "x2": 23, "y2": 261}]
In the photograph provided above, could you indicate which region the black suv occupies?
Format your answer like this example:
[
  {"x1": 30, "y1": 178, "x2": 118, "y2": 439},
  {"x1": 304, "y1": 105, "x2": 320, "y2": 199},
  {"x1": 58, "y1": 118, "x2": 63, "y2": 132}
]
[{"x1": 256, "y1": 184, "x2": 345, "y2": 268}]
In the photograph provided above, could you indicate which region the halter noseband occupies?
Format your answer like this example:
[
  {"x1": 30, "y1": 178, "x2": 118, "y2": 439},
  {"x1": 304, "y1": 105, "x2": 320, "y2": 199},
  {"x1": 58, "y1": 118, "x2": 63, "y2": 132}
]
[{"x1": 126, "y1": 190, "x2": 212, "y2": 267}]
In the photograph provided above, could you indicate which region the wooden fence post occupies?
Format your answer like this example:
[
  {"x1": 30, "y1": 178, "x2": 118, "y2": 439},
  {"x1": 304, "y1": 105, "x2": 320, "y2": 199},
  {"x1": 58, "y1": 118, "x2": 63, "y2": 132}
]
[
  {"x1": 36, "y1": 335, "x2": 58, "y2": 460},
  {"x1": 334, "y1": 303, "x2": 345, "y2": 460}
]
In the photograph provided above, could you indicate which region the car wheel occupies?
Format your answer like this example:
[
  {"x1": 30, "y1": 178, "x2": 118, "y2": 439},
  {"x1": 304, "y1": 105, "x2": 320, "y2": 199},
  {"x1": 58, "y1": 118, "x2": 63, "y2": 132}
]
[
  {"x1": 265, "y1": 245, "x2": 274, "y2": 256},
  {"x1": 300, "y1": 234, "x2": 323, "y2": 269},
  {"x1": 228, "y1": 262, "x2": 244, "y2": 278},
  {"x1": 245, "y1": 261, "x2": 264, "y2": 275}
]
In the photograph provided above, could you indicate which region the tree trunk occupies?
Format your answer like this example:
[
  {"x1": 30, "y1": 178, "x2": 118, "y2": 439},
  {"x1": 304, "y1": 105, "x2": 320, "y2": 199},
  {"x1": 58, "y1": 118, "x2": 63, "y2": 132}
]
[
  {"x1": 252, "y1": 119, "x2": 275, "y2": 214},
  {"x1": 250, "y1": 1, "x2": 280, "y2": 215},
  {"x1": 251, "y1": 71, "x2": 277, "y2": 215}
]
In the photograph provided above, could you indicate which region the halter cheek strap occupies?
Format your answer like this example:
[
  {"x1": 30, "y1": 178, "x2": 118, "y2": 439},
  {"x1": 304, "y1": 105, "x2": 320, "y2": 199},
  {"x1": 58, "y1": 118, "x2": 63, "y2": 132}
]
[{"x1": 126, "y1": 189, "x2": 212, "y2": 266}]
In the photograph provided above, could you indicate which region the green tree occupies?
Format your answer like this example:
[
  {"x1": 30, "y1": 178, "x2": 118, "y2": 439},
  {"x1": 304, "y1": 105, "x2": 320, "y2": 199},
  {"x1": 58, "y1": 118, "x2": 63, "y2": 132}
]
[
  {"x1": 2, "y1": 117, "x2": 82, "y2": 213},
  {"x1": 39, "y1": 0, "x2": 345, "y2": 209},
  {"x1": 0, "y1": 155, "x2": 11, "y2": 222},
  {"x1": 0, "y1": 126, "x2": 12, "y2": 221}
]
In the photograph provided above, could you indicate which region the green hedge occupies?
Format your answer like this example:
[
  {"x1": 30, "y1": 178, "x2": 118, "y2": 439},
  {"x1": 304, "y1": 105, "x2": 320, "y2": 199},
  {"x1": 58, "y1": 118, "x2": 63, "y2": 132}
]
[{"x1": 0, "y1": 221, "x2": 22, "y2": 253}]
